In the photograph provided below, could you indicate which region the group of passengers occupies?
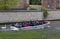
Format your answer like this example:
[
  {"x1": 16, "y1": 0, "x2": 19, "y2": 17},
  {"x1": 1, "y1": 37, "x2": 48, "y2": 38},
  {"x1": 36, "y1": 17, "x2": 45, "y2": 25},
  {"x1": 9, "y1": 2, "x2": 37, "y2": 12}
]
[{"x1": 11, "y1": 20, "x2": 47, "y2": 28}]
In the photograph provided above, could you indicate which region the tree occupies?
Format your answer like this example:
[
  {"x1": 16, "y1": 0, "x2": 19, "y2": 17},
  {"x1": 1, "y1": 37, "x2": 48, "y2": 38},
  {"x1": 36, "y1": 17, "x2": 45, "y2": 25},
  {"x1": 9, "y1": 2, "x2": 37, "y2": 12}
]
[{"x1": 0, "y1": 0, "x2": 17, "y2": 10}]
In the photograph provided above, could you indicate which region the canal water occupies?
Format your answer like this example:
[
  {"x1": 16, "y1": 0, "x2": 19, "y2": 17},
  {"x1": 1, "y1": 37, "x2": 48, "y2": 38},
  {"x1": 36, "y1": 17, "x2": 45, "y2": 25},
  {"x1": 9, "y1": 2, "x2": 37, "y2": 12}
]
[
  {"x1": 50, "y1": 21, "x2": 60, "y2": 27},
  {"x1": 0, "y1": 21, "x2": 60, "y2": 31},
  {"x1": 50, "y1": 21, "x2": 60, "y2": 29},
  {"x1": 0, "y1": 21, "x2": 60, "y2": 28}
]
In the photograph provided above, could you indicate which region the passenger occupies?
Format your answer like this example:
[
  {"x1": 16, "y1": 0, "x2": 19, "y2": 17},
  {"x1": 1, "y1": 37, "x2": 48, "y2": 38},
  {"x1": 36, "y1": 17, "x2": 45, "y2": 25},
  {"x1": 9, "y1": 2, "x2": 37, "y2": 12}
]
[
  {"x1": 32, "y1": 21, "x2": 38, "y2": 26},
  {"x1": 36, "y1": 20, "x2": 39, "y2": 25},
  {"x1": 29, "y1": 21, "x2": 34, "y2": 26},
  {"x1": 22, "y1": 22, "x2": 25, "y2": 27},
  {"x1": 28, "y1": 21, "x2": 30, "y2": 25},
  {"x1": 42, "y1": 20, "x2": 46, "y2": 24},
  {"x1": 38, "y1": 21, "x2": 42, "y2": 25},
  {"x1": 14, "y1": 23, "x2": 20, "y2": 28},
  {"x1": 19, "y1": 23, "x2": 22, "y2": 28},
  {"x1": 23, "y1": 22, "x2": 29, "y2": 27}
]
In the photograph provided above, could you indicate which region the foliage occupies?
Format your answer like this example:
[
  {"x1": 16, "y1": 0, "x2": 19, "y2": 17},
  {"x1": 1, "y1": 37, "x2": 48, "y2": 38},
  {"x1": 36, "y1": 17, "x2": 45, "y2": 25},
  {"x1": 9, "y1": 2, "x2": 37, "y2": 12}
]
[
  {"x1": 0, "y1": 0, "x2": 17, "y2": 10},
  {"x1": 29, "y1": 6, "x2": 37, "y2": 10},
  {"x1": 0, "y1": 5, "x2": 4, "y2": 10},
  {"x1": 43, "y1": 9, "x2": 49, "y2": 19},
  {"x1": 56, "y1": 7, "x2": 60, "y2": 9},
  {"x1": 30, "y1": 0, "x2": 41, "y2": 5}
]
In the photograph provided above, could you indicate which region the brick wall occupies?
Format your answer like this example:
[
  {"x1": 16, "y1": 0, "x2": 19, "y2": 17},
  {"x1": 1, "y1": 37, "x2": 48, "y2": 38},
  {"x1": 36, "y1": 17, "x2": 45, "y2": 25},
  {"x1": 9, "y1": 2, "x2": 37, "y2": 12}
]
[
  {"x1": 42, "y1": 0, "x2": 56, "y2": 10},
  {"x1": 42, "y1": 0, "x2": 48, "y2": 8},
  {"x1": 11, "y1": 0, "x2": 29, "y2": 10},
  {"x1": 59, "y1": 0, "x2": 60, "y2": 6}
]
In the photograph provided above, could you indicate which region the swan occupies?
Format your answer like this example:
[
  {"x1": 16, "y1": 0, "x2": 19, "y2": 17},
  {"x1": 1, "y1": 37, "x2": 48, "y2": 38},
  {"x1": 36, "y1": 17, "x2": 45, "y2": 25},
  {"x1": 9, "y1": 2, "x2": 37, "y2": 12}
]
[{"x1": 1, "y1": 24, "x2": 6, "y2": 29}]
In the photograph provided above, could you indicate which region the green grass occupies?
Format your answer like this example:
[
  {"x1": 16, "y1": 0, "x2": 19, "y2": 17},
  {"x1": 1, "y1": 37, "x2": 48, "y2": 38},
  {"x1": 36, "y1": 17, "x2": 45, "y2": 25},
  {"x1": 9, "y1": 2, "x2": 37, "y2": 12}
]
[
  {"x1": 0, "y1": 29, "x2": 60, "y2": 39},
  {"x1": 48, "y1": 30, "x2": 60, "y2": 39},
  {"x1": 0, "y1": 29, "x2": 46, "y2": 39}
]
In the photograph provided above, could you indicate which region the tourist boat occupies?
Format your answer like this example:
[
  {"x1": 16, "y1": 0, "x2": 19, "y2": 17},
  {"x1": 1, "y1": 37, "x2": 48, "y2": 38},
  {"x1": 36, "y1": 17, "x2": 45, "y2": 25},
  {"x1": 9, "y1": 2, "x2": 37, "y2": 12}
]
[
  {"x1": 10, "y1": 26, "x2": 19, "y2": 31},
  {"x1": 20, "y1": 21, "x2": 51, "y2": 30},
  {"x1": 9, "y1": 21, "x2": 51, "y2": 31}
]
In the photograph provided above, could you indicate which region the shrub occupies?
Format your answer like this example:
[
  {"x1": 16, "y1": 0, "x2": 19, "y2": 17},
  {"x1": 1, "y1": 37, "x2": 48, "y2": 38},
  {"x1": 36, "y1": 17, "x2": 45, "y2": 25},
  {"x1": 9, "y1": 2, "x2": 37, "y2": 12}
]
[
  {"x1": 0, "y1": 0, "x2": 17, "y2": 10},
  {"x1": 0, "y1": 5, "x2": 4, "y2": 10},
  {"x1": 0, "y1": 5, "x2": 11, "y2": 10},
  {"x1": 29, "y1": 6, "x2": 37, "y2": 10},
  {"x1": 41, "y1": 7, "x2": 49, "y2": 19},
  {"x1": 43, "y1": 9, "x2": 49, "y2": 19},
  {"x1": 56, "y1": 7, "x2": 60, "y2": 9}
]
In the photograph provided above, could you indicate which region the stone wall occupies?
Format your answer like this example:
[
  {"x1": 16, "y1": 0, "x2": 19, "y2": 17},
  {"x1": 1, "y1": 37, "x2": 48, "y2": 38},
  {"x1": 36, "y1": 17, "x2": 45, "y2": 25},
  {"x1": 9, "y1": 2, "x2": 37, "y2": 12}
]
[
  {"x1": 46, "y1": 10, "x2": 60, "y2": 20},
  {"x1": 0, "y1": 10, "x2": 60, "y2": 23},
  {"x1": 0, "y1": 11, "x2": 42, "y2": 23}
]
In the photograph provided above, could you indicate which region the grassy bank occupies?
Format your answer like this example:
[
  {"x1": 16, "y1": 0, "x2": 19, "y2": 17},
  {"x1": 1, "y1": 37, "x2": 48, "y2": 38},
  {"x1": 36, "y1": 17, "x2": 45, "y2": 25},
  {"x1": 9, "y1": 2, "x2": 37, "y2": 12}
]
[
  {"x1": 0, "y1": 29, "x2": 60, "y2": 39},
  {"x1": 0, "y1": 29, "x2": 46, "y2": 39}
]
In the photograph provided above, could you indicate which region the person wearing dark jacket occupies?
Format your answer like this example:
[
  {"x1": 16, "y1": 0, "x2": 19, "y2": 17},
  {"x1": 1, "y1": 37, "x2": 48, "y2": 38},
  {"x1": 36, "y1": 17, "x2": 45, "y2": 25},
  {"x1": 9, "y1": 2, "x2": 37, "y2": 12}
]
[{"x1": 29, "y1": 21, "x2": 34, "y2": 26}]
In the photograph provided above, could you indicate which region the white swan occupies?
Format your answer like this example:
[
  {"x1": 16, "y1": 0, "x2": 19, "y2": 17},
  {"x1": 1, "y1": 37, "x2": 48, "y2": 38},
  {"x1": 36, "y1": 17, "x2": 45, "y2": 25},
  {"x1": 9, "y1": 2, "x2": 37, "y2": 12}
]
[{"x1": 1, "y1": 24, "x2": 6, "y2": 29}]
